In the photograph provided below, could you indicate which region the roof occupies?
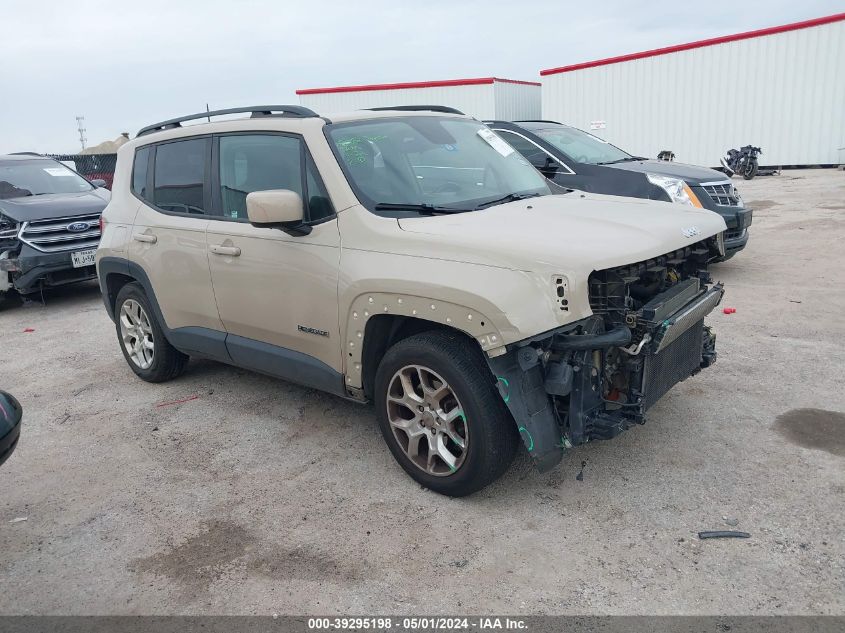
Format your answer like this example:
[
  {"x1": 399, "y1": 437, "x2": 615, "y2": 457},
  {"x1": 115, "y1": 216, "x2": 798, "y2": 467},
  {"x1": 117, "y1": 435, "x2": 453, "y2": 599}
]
[
  {"x1": 296, "y1": 77, "x2": 541, "y2": 95},
  {"x1": 129, "y1": 108, "x2": 468, "y2": 146},
  {"x1": 540, "y1": 12, "x2": 845, "y2": 76},
  {"x1": 0, "y1": 153, "x2": 48, "y2": 163}
]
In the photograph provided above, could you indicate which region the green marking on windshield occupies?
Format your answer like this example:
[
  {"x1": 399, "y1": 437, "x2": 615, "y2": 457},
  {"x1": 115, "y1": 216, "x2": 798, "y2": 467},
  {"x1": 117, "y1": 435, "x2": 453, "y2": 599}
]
[{"x1": 336, "y1": 135, "x2": 387, "y2": 166}]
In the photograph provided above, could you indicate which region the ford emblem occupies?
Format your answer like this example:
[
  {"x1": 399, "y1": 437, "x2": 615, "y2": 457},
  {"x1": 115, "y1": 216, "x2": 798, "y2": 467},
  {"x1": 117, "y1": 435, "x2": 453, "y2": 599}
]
[{"x1": 67, "y1": 222, "x2": 90, "y2": 233}]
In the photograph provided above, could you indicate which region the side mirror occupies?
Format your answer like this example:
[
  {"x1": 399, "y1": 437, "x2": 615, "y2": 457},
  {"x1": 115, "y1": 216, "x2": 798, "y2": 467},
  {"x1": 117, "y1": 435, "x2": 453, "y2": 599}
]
[
  {"x1": 540, "y1": 156, "x2": 559, "y2": 178},
  {"x1": 0, "y1": 391, "x2": 22, "y2": 467},
  {"x1": 246, "y1": 190, "x2": 310, "y2": 236},
  {"x1": 90, "y1": 179, "x2": 107, "y2": 188}
]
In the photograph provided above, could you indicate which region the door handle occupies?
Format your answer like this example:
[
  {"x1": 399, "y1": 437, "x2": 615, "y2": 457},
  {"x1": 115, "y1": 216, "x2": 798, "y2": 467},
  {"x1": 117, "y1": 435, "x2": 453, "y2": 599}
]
[
  {"x1": 209, "y1": 244, "x2": 241, "y2": 257},
  {"x1": 132, "y1": 233, "x2": 157, "y2": 244}
]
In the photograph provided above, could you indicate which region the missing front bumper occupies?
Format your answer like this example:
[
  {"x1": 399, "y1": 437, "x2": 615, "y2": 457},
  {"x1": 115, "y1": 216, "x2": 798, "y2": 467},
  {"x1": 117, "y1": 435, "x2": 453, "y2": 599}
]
[{"x1": 487, "y1": 283, "x2": 724, "y2": 473}]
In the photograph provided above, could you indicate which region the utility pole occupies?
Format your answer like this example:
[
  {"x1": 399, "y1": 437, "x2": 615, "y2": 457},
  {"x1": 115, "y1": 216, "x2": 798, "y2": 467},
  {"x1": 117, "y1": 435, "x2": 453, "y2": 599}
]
[{"x1": 76, "y1": 116, "x2": 87, "y2": 151}]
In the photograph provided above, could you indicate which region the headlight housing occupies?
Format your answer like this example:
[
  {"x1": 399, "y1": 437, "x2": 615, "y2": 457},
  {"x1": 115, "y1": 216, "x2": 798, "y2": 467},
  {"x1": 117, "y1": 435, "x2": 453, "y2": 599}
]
[
  {"x1": 0, "y1": 213, "x2": 20, "y2": 243},
  {"x1": 647, "y1": 174, "x2": 703, "y2": 208}
]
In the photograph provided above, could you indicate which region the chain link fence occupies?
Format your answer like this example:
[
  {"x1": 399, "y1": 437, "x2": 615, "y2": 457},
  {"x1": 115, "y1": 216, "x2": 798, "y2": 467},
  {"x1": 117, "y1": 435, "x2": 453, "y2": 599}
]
[{"x1": 47, "y1": 153, "x2": 118, "y2": 189}]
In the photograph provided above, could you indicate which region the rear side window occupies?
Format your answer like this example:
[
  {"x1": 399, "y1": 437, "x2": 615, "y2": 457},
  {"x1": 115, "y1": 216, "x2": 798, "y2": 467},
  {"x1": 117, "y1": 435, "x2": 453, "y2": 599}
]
[
  {"x1": 132, "y1": 147, "x2": 150, "y2": 198},
  {"x1": 153, "y1": 138, "x2": 208, "y2": 215},
  {"x1": 218, "y1": 135, "x2": 302, "y2": 220}
]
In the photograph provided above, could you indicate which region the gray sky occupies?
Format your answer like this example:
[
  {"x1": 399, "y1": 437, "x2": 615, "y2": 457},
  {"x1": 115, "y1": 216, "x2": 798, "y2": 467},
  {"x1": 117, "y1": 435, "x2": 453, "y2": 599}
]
[{"x1": 0, "y1": 0, "x2": 840, "y2": 154}]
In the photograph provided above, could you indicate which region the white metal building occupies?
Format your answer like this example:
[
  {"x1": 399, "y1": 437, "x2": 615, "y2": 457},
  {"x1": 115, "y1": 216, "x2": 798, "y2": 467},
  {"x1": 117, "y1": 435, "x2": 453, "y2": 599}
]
[
  {"x1": 540, "y1": 13, "x2": 845, "y2": 167},
  {"x1": 297, "y1": 77, "x2": 541, "y2": 121}
]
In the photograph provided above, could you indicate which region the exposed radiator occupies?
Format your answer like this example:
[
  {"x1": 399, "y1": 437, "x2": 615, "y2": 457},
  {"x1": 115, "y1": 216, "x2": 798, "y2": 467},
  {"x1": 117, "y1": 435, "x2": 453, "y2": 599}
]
[{"x1": 641, "y1": 318, "x2": 704, "y2": 410}]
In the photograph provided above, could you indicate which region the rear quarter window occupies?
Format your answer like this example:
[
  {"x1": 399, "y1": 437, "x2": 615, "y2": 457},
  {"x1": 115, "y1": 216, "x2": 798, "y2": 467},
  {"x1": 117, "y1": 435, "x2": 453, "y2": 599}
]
[{"x1": 132, "y1": 147, "x2": 150, "y2": 199}]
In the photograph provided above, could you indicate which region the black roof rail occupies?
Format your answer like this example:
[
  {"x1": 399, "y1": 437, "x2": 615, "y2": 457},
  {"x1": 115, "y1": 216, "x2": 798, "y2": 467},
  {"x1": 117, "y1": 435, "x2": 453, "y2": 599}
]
[
  {"x1": 513, "y1": 119, "x2": 563, "y2": 125},
  {"x1": 366, "y1": 105, "x2": 465, "y2": 115},
  {"x1": 137, "y1": 105, "x2": 320, "y2": 137}
]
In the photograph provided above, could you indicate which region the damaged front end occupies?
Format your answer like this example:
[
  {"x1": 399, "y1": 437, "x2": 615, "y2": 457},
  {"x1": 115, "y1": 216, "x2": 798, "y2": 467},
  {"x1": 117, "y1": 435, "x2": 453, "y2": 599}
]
[{"x1": 488, "y1": 238, "x2": 724, "y2": 472}]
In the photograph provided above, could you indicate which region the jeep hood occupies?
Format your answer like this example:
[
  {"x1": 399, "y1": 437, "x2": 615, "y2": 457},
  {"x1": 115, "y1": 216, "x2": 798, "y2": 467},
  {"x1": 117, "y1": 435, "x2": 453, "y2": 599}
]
[
  {"x1": 0, "y1": 188, "x2": 110, "y2": 222},
  {"x1": 608, "y1": 159, "x2": 728, "y2": 185},
  {"x1": 397, "y1": 192, "x2": 726, "y2": 273}
]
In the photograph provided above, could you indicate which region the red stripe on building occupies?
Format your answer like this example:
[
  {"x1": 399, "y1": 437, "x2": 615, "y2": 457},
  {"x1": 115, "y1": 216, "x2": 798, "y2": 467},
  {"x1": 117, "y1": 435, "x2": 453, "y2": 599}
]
[
  {"x1": 540, "y1": 12, "x2": 845, "y2": 76},
  {"x1": 296, "y1": 77, "x2": 540, "y2": 95}
]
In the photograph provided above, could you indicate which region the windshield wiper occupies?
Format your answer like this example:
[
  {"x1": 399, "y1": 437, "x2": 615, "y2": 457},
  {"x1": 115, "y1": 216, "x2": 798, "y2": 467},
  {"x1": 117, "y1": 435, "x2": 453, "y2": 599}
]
[
  {"x1": 374, "y1": 202, "x2": 470, "y2": 215},
  {"x1": 473, "y1": 192, "x2": 540, "y2": 210},
  {"x1": 596, "y1": 157, "x2": 642, "y2": 165}
]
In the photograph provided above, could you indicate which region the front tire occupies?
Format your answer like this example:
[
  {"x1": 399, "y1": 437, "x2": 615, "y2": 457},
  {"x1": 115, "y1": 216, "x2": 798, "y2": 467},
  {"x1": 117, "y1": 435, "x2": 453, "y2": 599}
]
[
  {"x1": 743, "y1": 158, "x2": 758, "y2": 180},
  {"x1": 114, "y1": 282, "x2": 188, "y2": 382},
  {"x1": 374, "y1": 330, "x2": 518, "y2": 496}
]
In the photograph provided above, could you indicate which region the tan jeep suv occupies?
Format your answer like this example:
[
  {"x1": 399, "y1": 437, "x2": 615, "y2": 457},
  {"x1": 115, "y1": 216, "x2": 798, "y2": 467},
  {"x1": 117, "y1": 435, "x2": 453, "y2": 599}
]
[{"x1": 96, "y1": 105, "x2": 727, "y2": 496}]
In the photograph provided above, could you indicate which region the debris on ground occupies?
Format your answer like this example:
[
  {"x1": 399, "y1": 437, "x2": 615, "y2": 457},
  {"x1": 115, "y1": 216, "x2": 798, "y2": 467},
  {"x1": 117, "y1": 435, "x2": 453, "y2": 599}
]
[
  {"x1": 698, "y1": 530, "x2": 751, "y2": 539},
  {"x1": 576, "y1": 459, "x2": 587, "y2": 481},
  {"x1": 22, "y1": 327, "x2": 35, "y2": 333},
  {"x1": 8, "y1": 517, "x2": 28, "y2": 524},
  {"x1": 723, "y1": 307, "x2": 736, "y2": 314},
  {"x1": 155, "y1": 395, "x2": 199, "y2": 408}
]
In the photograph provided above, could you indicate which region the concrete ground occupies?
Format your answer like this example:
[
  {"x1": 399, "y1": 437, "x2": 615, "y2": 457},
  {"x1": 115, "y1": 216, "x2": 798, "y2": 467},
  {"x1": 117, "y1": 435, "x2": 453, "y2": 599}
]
[{"x1": 0, "y1": 169, "x2": 843, "y2": 615}]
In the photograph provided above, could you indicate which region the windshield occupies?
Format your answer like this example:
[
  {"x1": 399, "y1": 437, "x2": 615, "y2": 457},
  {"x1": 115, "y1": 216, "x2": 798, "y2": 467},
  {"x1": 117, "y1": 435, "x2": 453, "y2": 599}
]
[
  {"x1": 327, "y1": 117, "x2": 551, "y2": 214},
  {"x1": 0, "y1": 161, "x2": 94, "y2": 200},
  {"x1": 534, "y1": 126, "x2": 634, "y2": 165}
]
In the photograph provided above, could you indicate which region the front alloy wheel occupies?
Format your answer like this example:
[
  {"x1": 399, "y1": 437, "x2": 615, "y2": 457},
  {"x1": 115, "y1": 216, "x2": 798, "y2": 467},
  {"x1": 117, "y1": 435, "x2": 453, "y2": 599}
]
[
  {"x1": 386, "y1": 364, "x2": 469, "y2": 475},
  {"x1": 119, "y1": 299, "x2": 154, "y2": 369},
  {"x1": 374, "y1": 331, "x2": 519, "y2": 496}
]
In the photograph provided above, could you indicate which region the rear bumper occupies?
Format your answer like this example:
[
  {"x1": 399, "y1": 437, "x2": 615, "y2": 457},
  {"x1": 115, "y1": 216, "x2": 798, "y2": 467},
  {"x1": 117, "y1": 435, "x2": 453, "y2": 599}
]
[{"x1": 1, "y1": 243, "x2": 97, "y2": 294}]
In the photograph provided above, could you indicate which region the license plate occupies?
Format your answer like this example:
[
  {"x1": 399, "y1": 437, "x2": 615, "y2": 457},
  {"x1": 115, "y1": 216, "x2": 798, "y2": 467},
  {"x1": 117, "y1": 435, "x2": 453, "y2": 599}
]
[{"x1": 71, "y1": 249, "x2": 97, "y2": 268}]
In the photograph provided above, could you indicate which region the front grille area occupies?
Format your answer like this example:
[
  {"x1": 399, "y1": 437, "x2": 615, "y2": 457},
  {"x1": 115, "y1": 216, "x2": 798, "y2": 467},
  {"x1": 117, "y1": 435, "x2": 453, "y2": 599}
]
[
  {"x1": 702, "y1": 182, "x2": 741, "y2": 207},
  {"x1": 725, "y1": 228, "x2": 746, "y2": 241},
  {"x1": 588, "y1": 240, "x2": 711, "y2": 320},
  {"x1": 19, "y1": 212, "x2": 101, "y2": 253},
  {"x1": 642, "y1": 318, "x2": 704, "y2": 410}
]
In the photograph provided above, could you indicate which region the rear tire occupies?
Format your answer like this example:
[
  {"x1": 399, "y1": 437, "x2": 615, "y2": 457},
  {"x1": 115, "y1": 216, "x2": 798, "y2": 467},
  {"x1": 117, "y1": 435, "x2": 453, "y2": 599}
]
[
  {"x1": 114, "y1": 282, "x2": 188, "y2": 382},
  {"x1": 374, "y1": 330, "x2": 518, "y2": 496}
]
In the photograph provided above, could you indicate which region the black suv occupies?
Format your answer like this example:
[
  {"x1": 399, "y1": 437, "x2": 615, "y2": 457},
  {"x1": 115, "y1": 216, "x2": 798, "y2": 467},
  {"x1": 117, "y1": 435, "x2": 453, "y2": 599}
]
[
  {"x1": 0, "y1": 154, "x2": 109, "y2": 304},
  {"x1": 487, "y1": 120, "x2": 752, "y2": 260}
]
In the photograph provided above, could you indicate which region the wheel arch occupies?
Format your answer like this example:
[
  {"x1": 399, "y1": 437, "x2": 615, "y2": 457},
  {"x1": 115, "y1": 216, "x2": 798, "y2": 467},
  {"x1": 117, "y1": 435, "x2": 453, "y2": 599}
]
[
  {"x1": 346, "y1": 292, "x2": 506, "y2": 398},
  {"x1": 97, "y1": 257, "x2": 171, "y2": 335},
  {"x1": 360, "y1": 314, "x2": 486, "y2": 401}
]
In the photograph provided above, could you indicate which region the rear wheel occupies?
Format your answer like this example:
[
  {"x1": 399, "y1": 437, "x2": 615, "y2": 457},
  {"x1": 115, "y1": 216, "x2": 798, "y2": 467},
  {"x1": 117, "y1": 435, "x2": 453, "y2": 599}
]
[
  {"x1": 114, "y1": 282, "x2": 188, "y2": 382},
  {"x1": 374, "y1": 330, "x2": 518, "y2": 496}
]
